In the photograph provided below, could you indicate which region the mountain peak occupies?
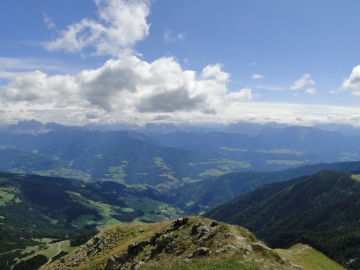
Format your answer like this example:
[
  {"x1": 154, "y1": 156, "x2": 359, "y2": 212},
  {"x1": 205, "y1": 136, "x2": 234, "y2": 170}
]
[
  {"x1": 2, "y1": 120, "x2": 86, "y2": 135},
  {"x1": 42, "y1": 216, "x2": 341, "y2": 270},
  {"x1": 4, "y1": 119, "x2": 46, "y2": 135}
]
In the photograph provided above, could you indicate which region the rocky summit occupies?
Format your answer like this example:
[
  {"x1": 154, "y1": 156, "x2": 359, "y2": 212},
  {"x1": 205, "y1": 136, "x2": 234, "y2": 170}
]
[{"x1": 41, "y1": 216, "x2": 343, "y2": 270}]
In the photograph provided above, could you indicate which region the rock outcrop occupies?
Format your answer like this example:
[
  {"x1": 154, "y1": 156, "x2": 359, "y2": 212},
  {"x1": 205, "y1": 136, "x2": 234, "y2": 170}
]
[{"x1": 41, "y1": 216, "x2": 340, "y2": 270}]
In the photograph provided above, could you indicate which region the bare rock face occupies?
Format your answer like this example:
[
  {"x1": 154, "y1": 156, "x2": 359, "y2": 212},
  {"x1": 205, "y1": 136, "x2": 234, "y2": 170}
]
[
  {"x1": 105, "y1": 256, "x2": 116, "y2": 270},
  {"x1": 191, "y1": 222, "x2": 212, "y2": 237},
  {"x1": 128, "y1": 240, "x2": 150, "y2": 258},
  {"x1": 166, "y1": 217, "x2": 189, "y2": 232},
  {"x1": 187, "y1": 247, "x2": 210, "y2": 259}
]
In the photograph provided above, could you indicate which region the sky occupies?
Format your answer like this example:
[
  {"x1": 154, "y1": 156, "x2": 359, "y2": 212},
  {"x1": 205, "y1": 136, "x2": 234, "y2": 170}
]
[{"x1": 0, "y1": 0, "x2": 360, "y2": 126}]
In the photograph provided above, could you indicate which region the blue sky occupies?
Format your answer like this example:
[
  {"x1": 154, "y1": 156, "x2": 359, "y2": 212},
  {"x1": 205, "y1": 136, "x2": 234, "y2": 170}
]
[{"x1": 0, "y1": 0, "x2": 360, "y2": 126}]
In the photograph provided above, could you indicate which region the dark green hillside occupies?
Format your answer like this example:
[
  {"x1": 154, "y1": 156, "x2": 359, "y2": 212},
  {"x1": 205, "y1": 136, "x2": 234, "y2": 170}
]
[
  {"x1": 205, "y1": 170, "x2": 360, "y2": 268},
  {"x1": 0, "y1": 172, "x2": 182, "y2": 254},
  {"x1": 0, "y1": 148, "x2": 64, "y2": 173},
  {"x1": 169, "y1": 161, "x2": 360, "y2": 213}
]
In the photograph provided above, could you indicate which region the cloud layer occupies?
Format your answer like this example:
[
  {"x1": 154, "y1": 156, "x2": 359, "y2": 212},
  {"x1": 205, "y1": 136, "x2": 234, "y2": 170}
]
[
  {"x1": 1, "y1": 0, "x2": 360, "y2": 127},
  {"x1": 1, "y1": 54, "x2": 256, "y2": 119},
  {"x1": 44, "y1": 0, "x2": 150, "y2": 56},
  {"x1": 290, "y1": 74, "x2": 314, "y2": 90},
  {"x1": 342, "y1": 65, "x2": 360, "y2": 96}
]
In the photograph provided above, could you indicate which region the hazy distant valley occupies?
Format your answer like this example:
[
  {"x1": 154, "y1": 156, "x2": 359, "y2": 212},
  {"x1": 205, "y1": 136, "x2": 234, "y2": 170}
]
[{"x1": 2, "y1": 120, "x2": 360, "y2": 269}]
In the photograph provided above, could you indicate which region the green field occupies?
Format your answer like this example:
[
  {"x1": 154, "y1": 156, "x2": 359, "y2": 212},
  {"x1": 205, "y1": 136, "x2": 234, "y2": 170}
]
[
  {"x1": 0, "y1": 145, "x2": 15, "y2": 149},
  {"x1": 154, "y1": 157, "x2": 173, "y2": 171},
  {"x1": 67, "y1": 191, "x2": 122, "y2": 229},
  {"x1": 107, "y1": 160, "x2": 128, "y2": 183},
  {"x1": 339, "y1": 152, "x2": 358, "y2": 161},
  {"x1": 351, "y1": 174, "x2": 360, "y2": 181},
  {"x1": 276, "y1": 244, "x2": 345, "y2": 270},
  {"x1": 0, "y1": 187, "x2": 19, "y2": 206},
  {"x1": 124, "y1": 196, "x2": 183, "y2": 223},
  {"x1": 41, "y1": 214, "x2": 59, "y2": 224},
  {"x1": 199, "y1": 169, "x2": 225, "y2": 177},
  {"x1": 266, "y1": 159, "x2": 309, "y2": 165},
  {"x1": 16, "y1": 240, "x2": 77, "y2": 267},
  {"x1": 33, "y1": 168, "x2": 91, "y2": 181},
  {"x1": 218, "y1": 147, "x2": 248, "y2": 152},
  {"x1": 256, "y1": 148, "x2": 303, "y2": 155},
  {"x1": 187, "y1": 158, "x2": 251, "y2": 177}
]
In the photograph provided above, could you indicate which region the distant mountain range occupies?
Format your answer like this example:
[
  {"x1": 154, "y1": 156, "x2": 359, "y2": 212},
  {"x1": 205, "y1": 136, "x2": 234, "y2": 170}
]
[{"x1": 1, "y1": 120, "x2": 360, "y2": 191}]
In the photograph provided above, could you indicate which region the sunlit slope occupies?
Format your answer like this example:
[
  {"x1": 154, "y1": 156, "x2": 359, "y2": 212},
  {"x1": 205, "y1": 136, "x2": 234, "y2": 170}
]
[{"x1": 42, "y1": 216, "x2": 340, "y2": 270}]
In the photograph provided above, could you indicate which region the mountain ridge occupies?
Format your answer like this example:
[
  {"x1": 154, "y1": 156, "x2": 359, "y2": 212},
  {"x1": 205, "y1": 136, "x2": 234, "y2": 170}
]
[
  {"x1": 205, "y1": 170, "x2": 360, "y2": 268},
  {"x1": 41, "y1": 216, "x2": 343, "y2": 270}
]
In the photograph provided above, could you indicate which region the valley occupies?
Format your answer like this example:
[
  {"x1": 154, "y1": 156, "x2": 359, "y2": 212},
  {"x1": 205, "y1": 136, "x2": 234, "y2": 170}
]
[{"x1": 1, "y1": 120, "x2": 360, "y2": 269}]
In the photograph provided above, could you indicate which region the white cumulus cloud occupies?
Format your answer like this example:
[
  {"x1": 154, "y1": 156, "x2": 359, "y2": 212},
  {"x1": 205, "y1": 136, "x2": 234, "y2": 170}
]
[
  {"x1": 290, "y1": 74, "x2": 314, "y2": 90},
  {"x1": 341, "y1": 65, "x2": 360, "y2": 96},
  {"x1": 44, "y1": 0, "x2": 150, "y2": 56},
  {"x1": 305, "y1": 88, "x2": 317, "y2": 95},
  {"x1": 1, "y1": 54, "x2": 255, "y2": 117},
  {"x1": 251, "y1": 74, "x2": 264, "y2": 79}
]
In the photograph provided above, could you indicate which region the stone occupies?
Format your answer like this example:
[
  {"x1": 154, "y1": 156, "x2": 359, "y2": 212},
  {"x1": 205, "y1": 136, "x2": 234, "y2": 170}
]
[
  {"x1": 187, "y1": 247, "x2": 210, "y2": 259},
  {"x1": 210, "y1": 221, "x2": 219, "y2": 227},
  {"x1": 116, "y1": 252, "x2": 128, "y2": 264},
  {"x1": 166, "y1": 217, "x2": 189, "y2": 232},
  {"x1": 105, "y1": 256, "x2": 116, "y2": 270},
  {"x1": 127, "y1": 240, "x2": 150, "y2": 258},
  {"x1": 215, "y1": 248, "x2": 226, "y2": 254}
]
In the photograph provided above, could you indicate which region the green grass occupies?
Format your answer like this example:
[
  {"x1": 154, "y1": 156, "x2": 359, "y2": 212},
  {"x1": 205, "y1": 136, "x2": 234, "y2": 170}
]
[
  {"x1": 0, "y1": 145, "x2": 15, "y2": 149},
  {"x1": 71, "y1": 214, "x2": 99, "y2": 229},
  {"x1": 351, "y1": 174, "x2": 360, "y2": 181},
  {"x1": 218, "y1": 147, "x2": 248, "y2": 152},
  {"x1": 199, "y1": 169, "x2": 225, "y2": 177},
  {"x1": 20, "y1": 243, "x2": 58, "y2": 262},
  {"x1": 265, "y1": 159, "x2": 309, "y2": 165},
  {"x1": 106, "y1": 161, "x2": 128, "y2": 183},
  {"x1": 69, "y1": 159, "x2": 75, "y2": 166},
  {"x1": 154, "y1": 157, "x2": 173, "y2": 171},
  {"x1": 18, "y1": 240, "x2": 76, "y2": 266},
  {"x1": 255, "y1": 148, "x2": 303, "y2": 155},
  {"x1": 123, "y1": 197, "x2": 183, "y2": 223},
  {"x1": 142, "y1": 259, "x2": 260, "y2": 270},
  {"x1": 67, "y1": 191, "x2": 122, "y2": 229},
  {"x1": 155, "y1": 173, "x2": 179, "y2": 190},
  {"x1": 276, "y1": 244, "x2": 345, "y2": 270},
  {"x1": 0, "y1": 187, "x2": 18, "y2": 206},
  {"x1": 41, "y1": 214, "x2": 59, "y2": 224},
  {"x1": 185, "y1": 201, "x2": 194, "y2": 207},
  {"x1": 339, "y1": 152, "x2": 358, "y2": 161},
  {"x1": 59, "y1": 240, "x2": 77, "y2": 253},
  {"x1": 31, "y1": 238, "x2": 55, "y2": 244},
  {"x1": 188, "y1": 158, "x2": 251, "y2": 177},
  {"x1": 33, "y1": 168, "x2": 91, "y2": 181}
]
